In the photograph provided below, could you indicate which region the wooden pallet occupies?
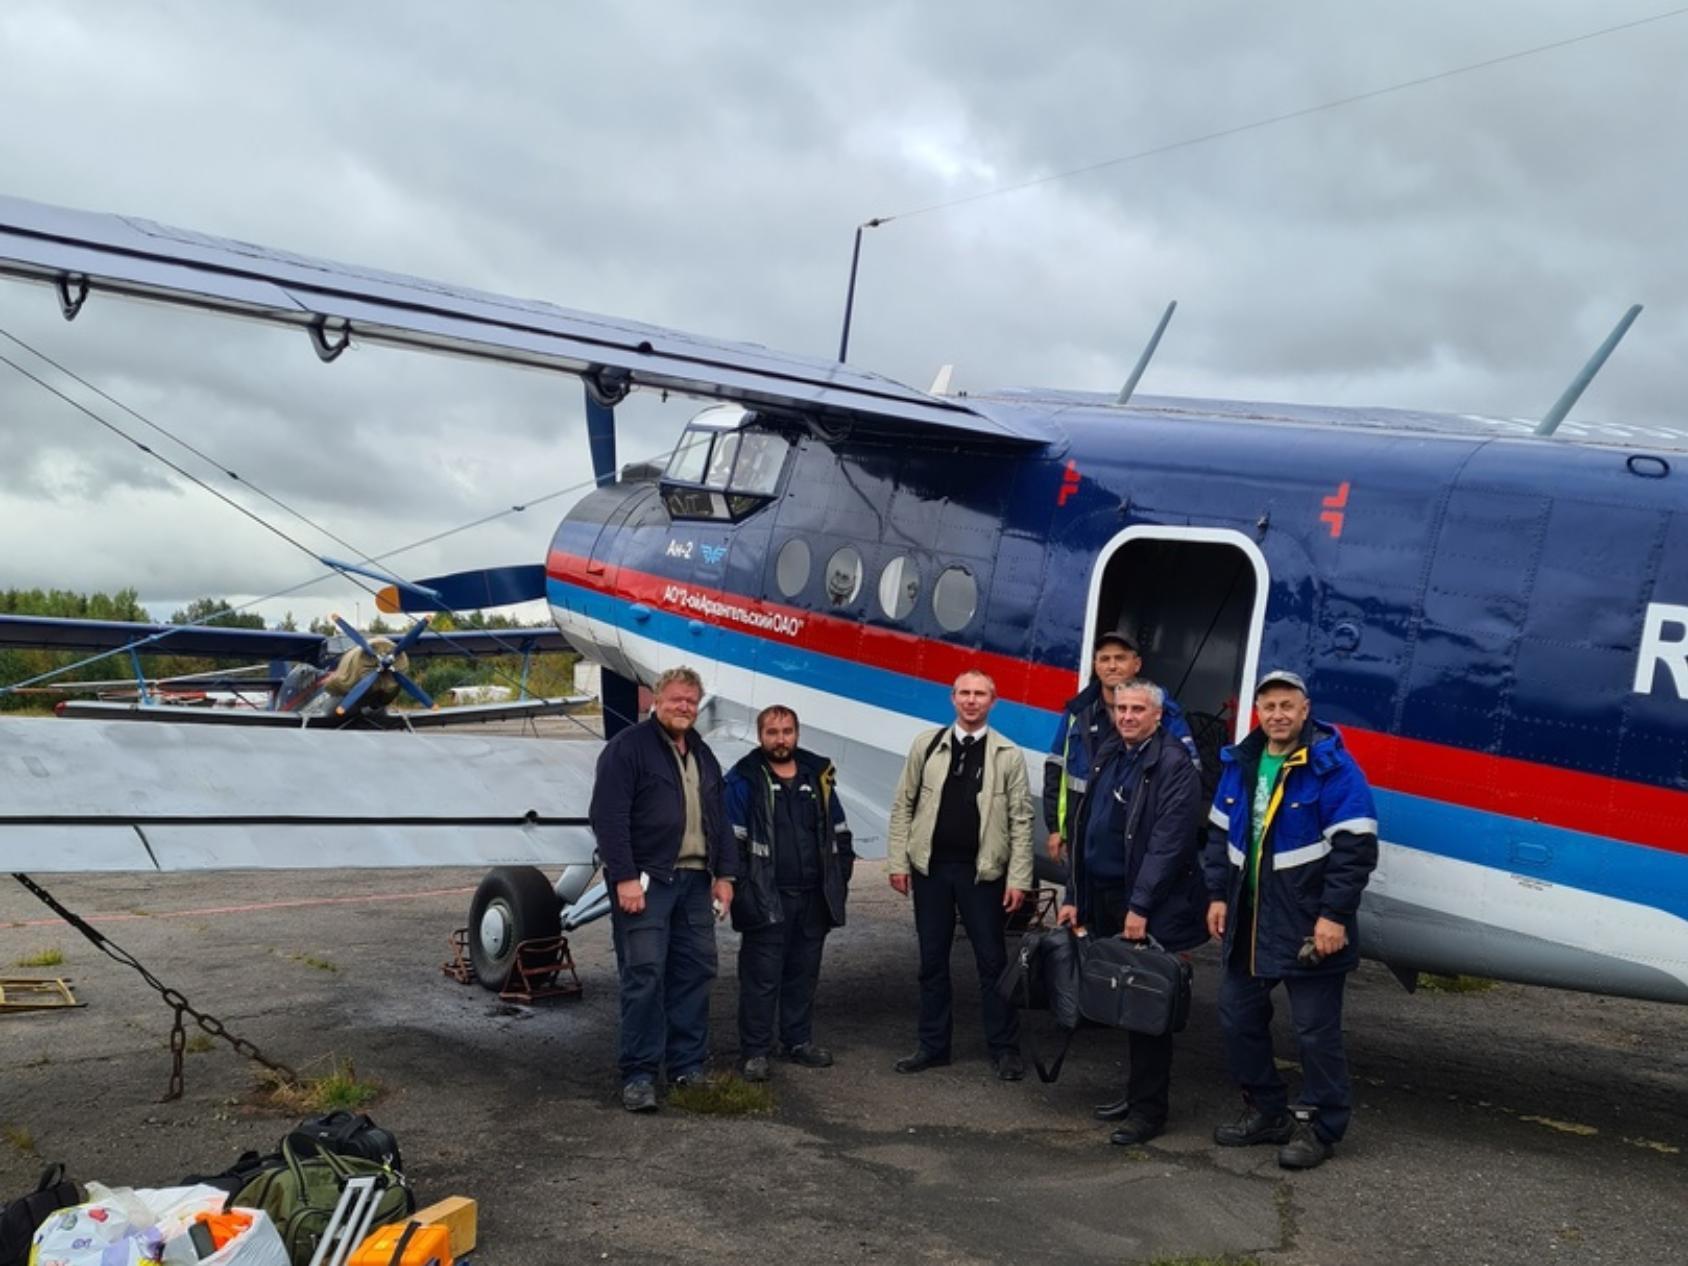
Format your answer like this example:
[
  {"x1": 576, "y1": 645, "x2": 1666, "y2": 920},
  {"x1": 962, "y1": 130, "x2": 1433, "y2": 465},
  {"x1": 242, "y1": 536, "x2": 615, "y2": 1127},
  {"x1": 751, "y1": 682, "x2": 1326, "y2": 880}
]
[{"x1": 0, "y1": 977, "x2": 81, "y2": 1012}]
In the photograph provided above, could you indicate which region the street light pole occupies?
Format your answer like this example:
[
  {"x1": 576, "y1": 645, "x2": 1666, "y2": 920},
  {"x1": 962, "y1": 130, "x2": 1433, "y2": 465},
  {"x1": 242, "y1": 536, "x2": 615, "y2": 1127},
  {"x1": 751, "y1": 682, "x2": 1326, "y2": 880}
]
[{"x1": 837, "y1": 218, "x2": 884, "y2": 363}]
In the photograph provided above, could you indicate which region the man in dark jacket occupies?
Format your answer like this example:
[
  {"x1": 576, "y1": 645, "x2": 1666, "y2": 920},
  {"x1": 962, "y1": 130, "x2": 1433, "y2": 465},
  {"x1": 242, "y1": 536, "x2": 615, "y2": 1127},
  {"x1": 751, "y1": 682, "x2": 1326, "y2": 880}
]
[
  {"x1": 1058, "y1": 678, "x2": 1205, "y2": 1146},
  {"x1": 589, "y1": 666, "x2": 739, "y2": 1112},
  {"x1": 1043, "y1": 632, "x2": 1197, "y2": 875},
  {"x1": 1203, "y1": 670, "x2": 1378, "y2": 1169},
  {"x1": 725, "y1": 705, "x2": 854, "y2": 1082}
]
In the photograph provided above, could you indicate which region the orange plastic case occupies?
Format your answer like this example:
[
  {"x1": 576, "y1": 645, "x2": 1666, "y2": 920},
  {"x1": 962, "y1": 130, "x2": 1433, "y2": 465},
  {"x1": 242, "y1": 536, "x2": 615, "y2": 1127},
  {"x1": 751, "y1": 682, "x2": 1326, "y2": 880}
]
[{"x1": 348, "y1": 1221, "x2": 453, "y2": 1266}]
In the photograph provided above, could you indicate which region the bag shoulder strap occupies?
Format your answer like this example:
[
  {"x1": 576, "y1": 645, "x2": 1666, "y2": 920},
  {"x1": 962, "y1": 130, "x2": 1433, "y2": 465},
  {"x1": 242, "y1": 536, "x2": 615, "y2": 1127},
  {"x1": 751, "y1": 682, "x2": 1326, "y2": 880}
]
[
  {"x1": 1029, "y1": 1026, "x2": 1076, "y2": 1084},
  {"x1": 34, "y1": 1163, "x2": 66, "y2": 1193},
  {"x1": 908, "y1": 728, "x2": 949, "y2": 816}
]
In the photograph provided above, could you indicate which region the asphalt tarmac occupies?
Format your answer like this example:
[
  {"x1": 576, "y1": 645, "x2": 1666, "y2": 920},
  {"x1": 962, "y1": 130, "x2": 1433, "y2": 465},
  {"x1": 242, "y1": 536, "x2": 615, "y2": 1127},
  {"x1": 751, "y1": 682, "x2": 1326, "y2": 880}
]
[{"x1": 2, "y1": 865, "x2": 1683, "y2": 1265}]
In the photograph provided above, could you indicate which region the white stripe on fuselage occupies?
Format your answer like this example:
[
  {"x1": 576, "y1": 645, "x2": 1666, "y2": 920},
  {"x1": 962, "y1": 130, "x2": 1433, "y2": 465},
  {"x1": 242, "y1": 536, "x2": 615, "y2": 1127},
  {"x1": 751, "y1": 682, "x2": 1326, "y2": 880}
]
[{"x1": 1369, "y1": 841, "x2": 1688, "y2": 990}]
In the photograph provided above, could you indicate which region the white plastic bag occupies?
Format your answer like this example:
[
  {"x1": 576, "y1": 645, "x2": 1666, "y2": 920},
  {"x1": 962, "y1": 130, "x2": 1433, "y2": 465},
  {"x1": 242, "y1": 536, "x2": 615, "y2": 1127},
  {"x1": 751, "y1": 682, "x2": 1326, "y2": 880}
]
[{"x1": 29, "y1": 1183, "x2": 287, "y2": 1266}]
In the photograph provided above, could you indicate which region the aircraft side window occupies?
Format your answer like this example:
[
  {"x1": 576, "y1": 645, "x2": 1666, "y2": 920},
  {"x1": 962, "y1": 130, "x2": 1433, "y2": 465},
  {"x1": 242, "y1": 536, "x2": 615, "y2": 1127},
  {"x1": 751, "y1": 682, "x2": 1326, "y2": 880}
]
[
  {"x1": 877, "y1": 555, "x2": 920, "y2": 620},
  {"x1": 932, "y1": 566, "x2": 978, "y2": 632},
  {"x1": 704, "y1": 432, "x2": 741, "y2": 489},
  {"x1": 824, "y1": 545, "x2": 864, "y2": 606},
  {"x1": 730, "y1": 431, "x2": 790, "y2": 497},
  {"x1": 775, "y1": 538, "x2": 811, "y2": 597},
  {"x1": 666, "y1": 430, "x2": 712, "y2": 484}
]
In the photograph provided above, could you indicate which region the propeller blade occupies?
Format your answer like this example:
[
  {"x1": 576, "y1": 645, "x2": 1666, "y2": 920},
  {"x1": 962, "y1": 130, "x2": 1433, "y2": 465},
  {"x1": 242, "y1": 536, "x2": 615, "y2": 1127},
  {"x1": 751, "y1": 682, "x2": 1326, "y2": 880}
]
[
  {"x1": 393, "y1": 670, "x2": 436, "y2": 711},
  {"x1": 332, "y1": 615, "x2": 377, "y2": 658},
  {"x1": 389, "y1": 615, "x2": 432, "y2": 657},
  {"x1": 334, "y1": 670, "x2": 380, "y2": 717},
  {"x1": 585, "y1": 390, "x2": 617, "y2": 488}
]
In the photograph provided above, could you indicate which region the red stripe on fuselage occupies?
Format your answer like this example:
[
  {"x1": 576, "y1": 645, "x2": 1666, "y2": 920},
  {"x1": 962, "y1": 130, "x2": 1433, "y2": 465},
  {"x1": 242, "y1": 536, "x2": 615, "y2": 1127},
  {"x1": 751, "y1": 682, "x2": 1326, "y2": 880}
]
[
  {"x1": 547, "y1": 550, "x2": 1688, "y2": 858},
  {"x1": 547, "y1": 548, "x2": 1080, "y2": 711},
  {"x1": 1338, "y1": 727, "x2": 1685, "y2": 859}
]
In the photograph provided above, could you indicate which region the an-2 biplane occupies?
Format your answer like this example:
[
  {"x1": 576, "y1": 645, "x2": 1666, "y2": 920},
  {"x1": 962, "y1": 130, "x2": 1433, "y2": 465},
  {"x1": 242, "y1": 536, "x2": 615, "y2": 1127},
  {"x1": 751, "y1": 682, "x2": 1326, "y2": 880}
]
[{"x1": 0, "y1": 192, "x2": 1685, "y2": 1009}]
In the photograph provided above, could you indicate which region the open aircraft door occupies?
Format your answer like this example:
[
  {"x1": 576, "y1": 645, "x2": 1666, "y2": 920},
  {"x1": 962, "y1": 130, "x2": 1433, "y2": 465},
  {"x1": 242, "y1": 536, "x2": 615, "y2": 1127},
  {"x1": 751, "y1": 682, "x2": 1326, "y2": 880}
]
[{"x1": 1082, "y1": 524, "x2": 1270, "y2": 770}]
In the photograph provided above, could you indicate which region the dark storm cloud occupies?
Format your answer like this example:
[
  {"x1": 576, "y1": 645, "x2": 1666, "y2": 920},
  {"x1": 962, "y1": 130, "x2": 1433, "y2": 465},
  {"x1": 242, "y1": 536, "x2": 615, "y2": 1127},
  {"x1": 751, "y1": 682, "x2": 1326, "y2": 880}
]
[{"x1": 1, "y1": 0, "x2": 1684, "y2": 617}]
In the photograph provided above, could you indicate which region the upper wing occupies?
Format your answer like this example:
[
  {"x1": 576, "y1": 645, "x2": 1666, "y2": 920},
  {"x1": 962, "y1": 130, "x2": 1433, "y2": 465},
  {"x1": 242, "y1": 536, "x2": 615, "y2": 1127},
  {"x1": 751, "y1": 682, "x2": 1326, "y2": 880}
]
[
  {"x1": 0, "y1": 716, "x2": 599, "y2": 873},
  {"x1": 0, "y1": 193, "x2": 1054, "y2": 446},
  {"x1": 0, "y1": 613, "x2": 329, "y2": 662}
]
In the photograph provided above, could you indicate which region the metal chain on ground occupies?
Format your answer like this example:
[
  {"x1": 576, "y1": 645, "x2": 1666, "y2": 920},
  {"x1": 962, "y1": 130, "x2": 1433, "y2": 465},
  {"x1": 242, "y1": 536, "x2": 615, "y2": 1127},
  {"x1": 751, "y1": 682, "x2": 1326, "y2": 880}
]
[{"x1": 12, "y1": 872, "x2": 297, "y2": 1100}]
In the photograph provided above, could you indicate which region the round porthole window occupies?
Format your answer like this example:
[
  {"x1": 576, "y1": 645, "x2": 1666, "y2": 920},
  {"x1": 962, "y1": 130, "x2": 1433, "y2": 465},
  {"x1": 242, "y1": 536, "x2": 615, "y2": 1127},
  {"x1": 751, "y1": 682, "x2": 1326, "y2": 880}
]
[
  {"x1": 775, "y1": 538, "x2": 811, "y2": 598},
  {"x1": 932, "y1": 566, "x2": 978, "y2": 632},
  {"x1": 878, "y1": 555, "x2": 920, "y2": 620},
  {"x1": 824, "y1": 545, "x2": 863, "y2": 605}
]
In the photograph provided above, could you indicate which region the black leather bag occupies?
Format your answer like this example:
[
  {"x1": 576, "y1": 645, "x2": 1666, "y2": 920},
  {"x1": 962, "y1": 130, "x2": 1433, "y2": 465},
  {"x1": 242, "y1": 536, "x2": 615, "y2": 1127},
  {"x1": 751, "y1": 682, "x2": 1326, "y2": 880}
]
[
  {"x1": 1, "y1": 1163, "x2": 80, "y2": 1266},
  {"x1": 1076, "y1": 934, "x2": 1193, "y2": 1037},
  {"x1": 996, "y1": 928, "x2": 1084, "y2": 1081}
]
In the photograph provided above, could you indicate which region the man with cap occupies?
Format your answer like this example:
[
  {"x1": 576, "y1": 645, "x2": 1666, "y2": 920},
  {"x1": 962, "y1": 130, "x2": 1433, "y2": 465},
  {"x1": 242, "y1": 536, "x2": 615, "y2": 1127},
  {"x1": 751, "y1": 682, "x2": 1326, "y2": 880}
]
[
  {"x1": 1043, "y1": 632, "x2": 1197, "y2": 870},
  {"x1": 1202, "y1": 670, "x2": 1378, "y2": 1169}
]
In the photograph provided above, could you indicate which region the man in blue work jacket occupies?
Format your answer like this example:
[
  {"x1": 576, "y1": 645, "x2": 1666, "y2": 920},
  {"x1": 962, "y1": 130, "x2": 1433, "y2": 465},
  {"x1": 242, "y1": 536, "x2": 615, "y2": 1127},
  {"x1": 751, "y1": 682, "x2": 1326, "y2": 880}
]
[
  {"x1": 1043, "y1": 632, "x2": 1197, "y2": 876},
  {"x1": 1202, "y1": 670, "x2": 1377, "y2": 1169},
  {"x1": 589, "y1": 666, "x2": 739, "y2": 1113}
]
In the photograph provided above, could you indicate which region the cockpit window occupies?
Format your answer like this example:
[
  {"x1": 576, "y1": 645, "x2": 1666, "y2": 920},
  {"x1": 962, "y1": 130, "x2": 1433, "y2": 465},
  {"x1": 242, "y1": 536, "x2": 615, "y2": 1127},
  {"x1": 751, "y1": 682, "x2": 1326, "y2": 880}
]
[
  {"x1": 662, "y1": 414, "x2": 792, "y2": 522},
  {"x1": 665, "y1": 430, "x2": 712, "y2": 484},
  {"x1": 704, "y1": 432, "x2": 741, "y2": 489},
  {"x1": 731, "y1": 432, "x2": 788, "y2": 496}
]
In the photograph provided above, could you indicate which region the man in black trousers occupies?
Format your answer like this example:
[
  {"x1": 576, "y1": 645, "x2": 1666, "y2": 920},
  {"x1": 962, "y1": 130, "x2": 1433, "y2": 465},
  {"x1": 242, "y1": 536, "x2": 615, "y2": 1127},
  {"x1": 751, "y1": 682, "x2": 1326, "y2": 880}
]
[
  {"x1": 886, "y1": 670, "x2": 1035, "y2": 1081},
  {"x1": 725, "y1": 705, "x2": 854, "y2": 1082},
  {"x1": 1059, "y1": 678, "x2": 1206, "y2": 1145}
]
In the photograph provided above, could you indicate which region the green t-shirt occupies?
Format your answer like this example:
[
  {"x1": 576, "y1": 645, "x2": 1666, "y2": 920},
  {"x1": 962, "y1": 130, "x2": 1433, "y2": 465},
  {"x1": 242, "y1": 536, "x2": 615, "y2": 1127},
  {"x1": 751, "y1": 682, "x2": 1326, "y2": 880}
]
[{"x1": 1245, "y1": 750, "x2": 1288, "y2": 898}]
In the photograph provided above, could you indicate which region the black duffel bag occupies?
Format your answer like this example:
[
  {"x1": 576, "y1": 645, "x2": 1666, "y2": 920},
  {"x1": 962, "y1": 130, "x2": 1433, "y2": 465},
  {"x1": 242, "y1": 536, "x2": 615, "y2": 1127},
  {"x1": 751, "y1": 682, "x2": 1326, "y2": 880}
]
[
  {"x1": 2, "y1": 1163, "x2": 81, "y2": 1266},
  {"x1": 996, "y1": 927, "x2": 1084, "y2": 1082},
  {"x1": 997, "y1": 928, "x2": 1082, "y2": 1027},
  {"x1": 1076, "y1": 934, "x2": 1193, "y2": 1037},
  {"x1": 288, "y1": 1111, "x2": 403, "y2": 1172}
]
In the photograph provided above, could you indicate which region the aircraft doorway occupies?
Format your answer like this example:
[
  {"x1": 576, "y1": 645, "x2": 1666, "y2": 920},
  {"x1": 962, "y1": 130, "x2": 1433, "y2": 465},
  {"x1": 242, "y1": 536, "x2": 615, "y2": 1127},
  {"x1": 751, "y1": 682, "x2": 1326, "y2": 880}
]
[{"x1": 1084, "y1": 527, "x2": 1268, "y2": 767}]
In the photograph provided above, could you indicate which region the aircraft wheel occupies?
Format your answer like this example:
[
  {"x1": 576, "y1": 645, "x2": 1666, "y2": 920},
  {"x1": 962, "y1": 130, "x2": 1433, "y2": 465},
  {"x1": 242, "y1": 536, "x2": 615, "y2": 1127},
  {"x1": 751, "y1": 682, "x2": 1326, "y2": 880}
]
[{"x1": 468, "y1": 866, "x2": 561, "y2": 990}]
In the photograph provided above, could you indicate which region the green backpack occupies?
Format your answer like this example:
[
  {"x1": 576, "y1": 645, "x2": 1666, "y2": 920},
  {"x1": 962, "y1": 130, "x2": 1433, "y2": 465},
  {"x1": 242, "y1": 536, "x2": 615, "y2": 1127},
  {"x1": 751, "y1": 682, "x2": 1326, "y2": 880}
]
[{"x1": 230, "y1": 1137, "x2": 415, "y2": 1266}]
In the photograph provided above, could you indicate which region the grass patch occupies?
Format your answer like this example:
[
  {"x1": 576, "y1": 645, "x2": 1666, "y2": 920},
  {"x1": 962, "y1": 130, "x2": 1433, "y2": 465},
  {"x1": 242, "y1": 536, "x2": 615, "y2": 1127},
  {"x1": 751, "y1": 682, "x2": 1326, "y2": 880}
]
[
  {"x1": 252, "y1": 1057, "x2": 381, "y2": 1114},
  {"x1": 3, "y1": 1124, "x2": 37, "y2": 1155},
  {"x1": 1417, "y1": 973, "x2": 1495, "y2": 994},
  {"x1": 185, "y1": 1033, "x2": 215, "y2": 1055},
  {"x1": 287, "y1": 952, "x2": 340, "y2": 973},
  {"x1": 15, "y1": 948, "x2": 63, "y2": 968},
  {"x1": 666, "y1": 1073, "x2": 774, "y2": 1116}
]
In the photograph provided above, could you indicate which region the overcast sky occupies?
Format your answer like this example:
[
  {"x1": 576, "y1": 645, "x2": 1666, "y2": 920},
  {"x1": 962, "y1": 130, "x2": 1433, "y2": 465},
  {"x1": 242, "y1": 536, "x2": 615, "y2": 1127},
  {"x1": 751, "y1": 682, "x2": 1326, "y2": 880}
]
[{"x1": 1, "y1": 1, "x2": 1684, "y2": 626}]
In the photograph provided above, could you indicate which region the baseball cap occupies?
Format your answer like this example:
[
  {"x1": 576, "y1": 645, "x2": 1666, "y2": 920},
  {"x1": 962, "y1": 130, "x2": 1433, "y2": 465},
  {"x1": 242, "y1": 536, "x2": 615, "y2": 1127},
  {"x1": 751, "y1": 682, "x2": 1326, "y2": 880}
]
[
  {"x1": 1254, "y1": 669, "x2": 1308, "y2": 696},
  {"x1": 1094, "y1": 631, "x2": 1139, "y2": 653}
]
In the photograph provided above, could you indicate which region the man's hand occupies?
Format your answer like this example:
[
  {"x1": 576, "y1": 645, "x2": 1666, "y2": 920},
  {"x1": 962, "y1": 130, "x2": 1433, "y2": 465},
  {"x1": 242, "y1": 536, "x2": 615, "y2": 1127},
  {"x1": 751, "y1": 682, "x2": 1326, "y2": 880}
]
[
  {"x1": 1207, "y1": 900, "x2": 1227, "y2": 940},
  {"x1": 1003, "y1": 887, "x2": 1027, "y2": 913},
  {"x1": 889, "y1": 873, "x2": 911, "y2": 896},
  {"x1": 1122, "y1": 910, "x2": 1147, "y2": 941},
  {"x1": 1045, "y1": 831, "x2": 1065, "y2": 861},
  {"x1": 711, "y1": 878, "x2": 735, "y2": 920},
  {"x1": 616, "y1": 878, "x2": 645, "y2": 915},
  {"x1": 1056, "y1": 903, "x2": 1078, "y2": 928},
  {"x1": 1312, "y1": 915, "x2": 1347, "y2": 957}
]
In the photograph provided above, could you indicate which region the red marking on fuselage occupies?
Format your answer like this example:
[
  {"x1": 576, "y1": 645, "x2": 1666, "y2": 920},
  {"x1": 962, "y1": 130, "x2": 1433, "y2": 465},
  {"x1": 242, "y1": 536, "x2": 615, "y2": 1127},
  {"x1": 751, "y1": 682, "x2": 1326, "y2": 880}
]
[
  {"x1": 1320, "y1": 480, "x2": 1350, "y2": 538},
  {"x1": 547, "y1": 550, "x2": 1688, "y2": 858},
  {"x1": 548, "y1": 549, "x2": 1079, "y2": 711},
  {"x1": 1057, "y1": 459, "x2": 1081, "y2": 507}
]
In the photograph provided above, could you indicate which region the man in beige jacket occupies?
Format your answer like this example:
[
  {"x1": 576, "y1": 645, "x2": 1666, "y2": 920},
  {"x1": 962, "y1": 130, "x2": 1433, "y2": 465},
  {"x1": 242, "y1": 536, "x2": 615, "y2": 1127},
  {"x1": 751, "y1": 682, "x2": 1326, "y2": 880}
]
[{"x1": 887, "y1": 669, "x2": 1035, "y2": 1080}]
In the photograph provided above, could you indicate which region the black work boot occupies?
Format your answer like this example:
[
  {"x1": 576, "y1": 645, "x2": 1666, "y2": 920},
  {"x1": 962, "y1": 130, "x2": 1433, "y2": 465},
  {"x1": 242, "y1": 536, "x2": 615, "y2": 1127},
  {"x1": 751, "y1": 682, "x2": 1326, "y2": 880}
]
[
  {"x1": 1277, "y1": 1113, "x2": 1334, "y2": 1170},
  {"x1": 1213, "y1": 1103, "x2": 1295, "y2": 1147}
]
